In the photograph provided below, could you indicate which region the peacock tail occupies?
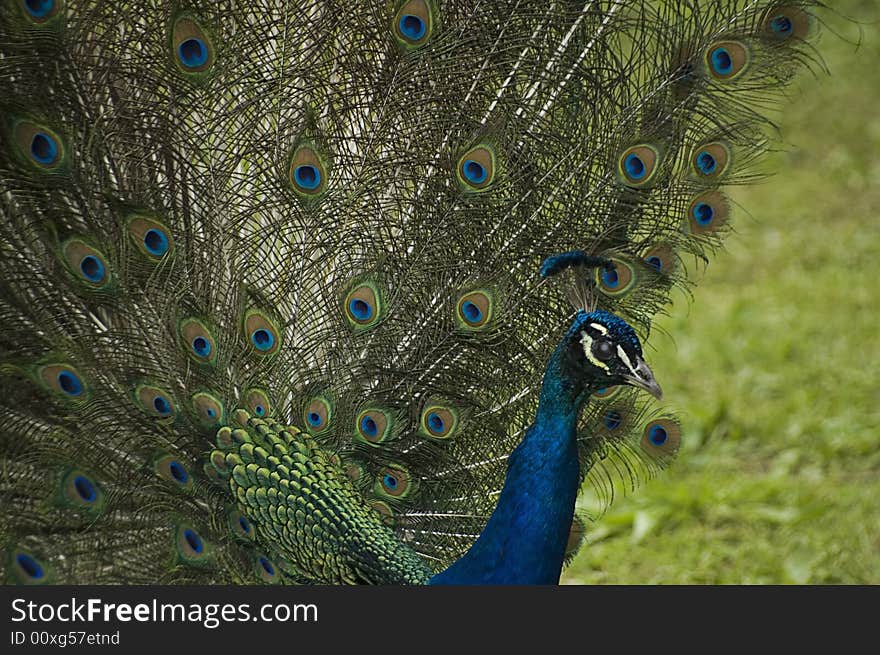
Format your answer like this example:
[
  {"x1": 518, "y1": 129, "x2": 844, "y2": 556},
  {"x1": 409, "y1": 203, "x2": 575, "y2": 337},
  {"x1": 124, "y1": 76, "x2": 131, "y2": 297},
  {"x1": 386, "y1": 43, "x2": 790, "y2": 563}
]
[{"x1": 0, "y1": 0, "x2": 830, "y2": 584}]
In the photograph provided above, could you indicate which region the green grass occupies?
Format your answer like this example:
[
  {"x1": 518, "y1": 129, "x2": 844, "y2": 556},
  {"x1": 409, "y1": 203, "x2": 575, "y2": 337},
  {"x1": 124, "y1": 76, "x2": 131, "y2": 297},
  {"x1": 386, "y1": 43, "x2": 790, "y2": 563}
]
[{"x1": 562, "y1": 2, "x2": 880, "y2": 584}]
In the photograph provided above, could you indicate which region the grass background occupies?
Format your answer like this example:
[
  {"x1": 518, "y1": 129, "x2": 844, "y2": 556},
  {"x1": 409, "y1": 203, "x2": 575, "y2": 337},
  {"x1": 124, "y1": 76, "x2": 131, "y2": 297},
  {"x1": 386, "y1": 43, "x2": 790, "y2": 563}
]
[{"x1": 562, "y1": 1, "x2": 880, "y2": 584}]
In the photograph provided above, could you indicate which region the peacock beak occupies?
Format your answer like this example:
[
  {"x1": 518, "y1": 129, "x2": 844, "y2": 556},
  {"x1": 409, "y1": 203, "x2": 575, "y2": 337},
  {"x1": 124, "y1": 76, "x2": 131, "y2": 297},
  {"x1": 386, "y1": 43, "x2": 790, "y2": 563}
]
[{"x1": 623, "y1": 356, "x2": 663, "y2": 400}]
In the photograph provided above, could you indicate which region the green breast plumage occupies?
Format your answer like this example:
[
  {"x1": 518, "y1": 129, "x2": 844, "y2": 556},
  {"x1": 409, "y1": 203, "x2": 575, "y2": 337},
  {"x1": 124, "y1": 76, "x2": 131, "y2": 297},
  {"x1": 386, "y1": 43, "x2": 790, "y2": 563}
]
[{"x1": 210, "y1": 409, "x2": 432, "y2": 585}]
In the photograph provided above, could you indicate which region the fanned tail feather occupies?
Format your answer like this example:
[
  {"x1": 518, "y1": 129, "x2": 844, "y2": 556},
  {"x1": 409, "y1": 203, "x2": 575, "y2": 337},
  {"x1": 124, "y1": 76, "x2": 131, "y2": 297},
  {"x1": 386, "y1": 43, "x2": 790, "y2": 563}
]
[{"x1": 0, "y1": 0, "x2": 830, "y2": 582}]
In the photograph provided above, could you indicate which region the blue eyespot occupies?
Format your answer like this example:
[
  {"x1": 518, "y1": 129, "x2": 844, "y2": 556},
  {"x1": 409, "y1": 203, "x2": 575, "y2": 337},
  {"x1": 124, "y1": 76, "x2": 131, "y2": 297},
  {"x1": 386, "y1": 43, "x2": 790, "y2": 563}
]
[
  {"x1": 382, "y1": 473, "x2": 399, "y2": 490},
  {"x1": 80, "y1": 255, "x2": 105, "y2": 283},
  {"x1": 143, "y1": 229, "x2": 169, "y2": 257},
  {"x1": 259, "y1": 556, "x2": 275, "y2": 576},
  {"x1": 206, "y1": 407, "x2": 216, "y2": 418},
  {"x1": 601, "y1": 267, "x2": 620, "y2": 290},
  {"x1": 427, "y1": 412, "x2": 444, "y2": 433},
  {"x1": 169, "y1": 461, "x2": 189, "y2": 484},
  {"x1": 604, "y1": 411, "x2": 622, "y2": 430},
  {"x1": 30, "y1": 132, "x2": 58, "y2": 164},
  {"x1": 461, "y1": 301, "x2": 483, "y2": 324},
  {"x1": 192, "y1": 336, "x2": 211, "y2": 358},
  {"x1": 770, "y1": 15, "x2": 793, "y2": 35},
  {"x1": 648, "y1": 424, "x2": 668, "y2": 446},
  {"x1": 399, "y1": 14, "x2": 426, "y2": 41},
  {"x1": 711, "y1": 47, "x2": 733, "y2": 76},
  {"x1": 692, "y1": 202, "x2": 715, "y2": 226},
  {"x1": 16, "y1": 553, "x2": 44, "y2": 579},
  {"x1": 462, "y1": 159, "x2": 487, "y2": 185},
  {"x1": 348, "y1": 298, "x2": 373, "y2": 322},
  {"x1": 73, "y1": 475, "x2": 97, "y2": 503},
  {"x1": 646, "y1": 256, "x2": 663, "y2": 272},
  {"x1": 238, "y1": 516, "x2": 251, "y2": 533},
  {"x1": 56, "y1": 370, "x2": 83, "y2": 397},
  {"x1": 178, "y1": 38, "x2": 208, "y2": 69},
  {"x1": 183, "y1": 528, "x2": 204, "y2": 554},
  {"x1": 251, "y1": 328, "x2": 275, "y2": 351},
  {"x1": 624, "y1": 153, "x2": 646, "y2": 180},
  {"x1": 294, "y1": 164, "x2": 321, "y2": 190},
  {"x1": 307, "y1": 412, "x2": 323, "y2": 428},
  {"x1": 360, "y1": 415, "x2": 378, "y2": 437},
  {"x1": 153, "y1": 395, "x2": 172, "y2": 416},
  {"x1": 25, "y1": 0, "x2": 55, "y2": 19},
  {"x1": 696, "y1": 151, "x2": 717, "y2": 175},
  {"x1": 254, "y1": 404, "x2": 266, "y2": 417}
]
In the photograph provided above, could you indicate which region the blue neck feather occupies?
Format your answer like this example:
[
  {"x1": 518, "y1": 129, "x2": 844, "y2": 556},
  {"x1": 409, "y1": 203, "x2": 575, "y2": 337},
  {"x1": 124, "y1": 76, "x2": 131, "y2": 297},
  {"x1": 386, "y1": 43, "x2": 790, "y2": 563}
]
[{"x1": 430, "y1": 327, "x2": 591, "y2": 585}]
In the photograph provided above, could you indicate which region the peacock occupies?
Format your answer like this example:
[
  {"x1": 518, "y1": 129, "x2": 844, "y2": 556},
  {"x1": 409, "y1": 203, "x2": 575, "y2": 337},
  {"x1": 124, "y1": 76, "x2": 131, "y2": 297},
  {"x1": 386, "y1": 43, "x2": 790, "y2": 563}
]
[{"x1": 0, "y1": 0, "x2": 840, "y2": 585}]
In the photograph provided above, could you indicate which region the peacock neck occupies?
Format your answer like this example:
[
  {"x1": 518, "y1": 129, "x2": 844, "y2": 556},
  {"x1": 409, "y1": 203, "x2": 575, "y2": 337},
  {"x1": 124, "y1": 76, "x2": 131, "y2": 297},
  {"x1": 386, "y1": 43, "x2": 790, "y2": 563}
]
[{"x1": 429, "y1": 340, "x2": 590, "y2": 585}]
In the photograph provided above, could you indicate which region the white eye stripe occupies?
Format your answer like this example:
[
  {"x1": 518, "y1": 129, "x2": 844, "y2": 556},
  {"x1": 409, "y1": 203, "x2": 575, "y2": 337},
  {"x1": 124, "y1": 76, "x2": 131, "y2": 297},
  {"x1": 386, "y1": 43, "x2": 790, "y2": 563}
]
[
  {"x1": 617, "y1": 344, "x2": 635, "y2": 372},
  {"x1": 589, "y1": 323, "x2": 608, "y2": 335},
  {"x1": 580, "y1": 330, "x2": 610, "y2": 372}
]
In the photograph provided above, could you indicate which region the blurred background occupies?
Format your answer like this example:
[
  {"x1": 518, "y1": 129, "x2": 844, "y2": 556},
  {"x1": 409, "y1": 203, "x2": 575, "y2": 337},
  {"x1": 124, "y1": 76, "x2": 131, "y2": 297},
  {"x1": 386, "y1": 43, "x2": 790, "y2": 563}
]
[{"x1": 563, "y1": 0, "x2": 879, "y2": 584}]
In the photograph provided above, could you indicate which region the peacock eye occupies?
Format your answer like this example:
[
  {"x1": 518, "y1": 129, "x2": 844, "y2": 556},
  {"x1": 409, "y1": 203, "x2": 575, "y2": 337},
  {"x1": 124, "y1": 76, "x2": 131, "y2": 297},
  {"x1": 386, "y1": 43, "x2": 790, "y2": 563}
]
[{"x1": 593, "y1": 339, "x2": 615, "y2": 362}]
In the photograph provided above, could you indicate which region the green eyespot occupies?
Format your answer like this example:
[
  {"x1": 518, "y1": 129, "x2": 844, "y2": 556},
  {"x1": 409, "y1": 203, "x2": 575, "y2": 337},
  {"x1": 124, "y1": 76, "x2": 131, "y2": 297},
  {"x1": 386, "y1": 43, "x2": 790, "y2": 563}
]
[
  {"x1": 13, "y1": 120, "x2": 66, "y2": 171},
  {"x1": 456, "y1": 144, "x2": 497, "y2": 191},
  {"x1": 18, "y1": 0, "x2": 65, "y2": 25},
  {"x1": 288, "y1": 143, "x2": 329, "y2": 198},
  {"x1": 62, "y1": 240, "x2": 112, "y2": 290},
  {"x1": 762, "y1": 6, "x2": 813, "y2": 41},
  {"x1": 243, "y1": 309, "x2": 281, "y2": 356},
  {"x1": 191, "y1": 391, "x2": 225, "y2": 428},
  {"x1": 7, "y1": 549, "x2": 50, "y2": 585},
  {"x1": 303, "y1": 396, "x2": 333, "y2": 434},
  {"x1": 374, "y1": 464, "x2": 416, "y2": 500},
  {"x1": 595, "y1": 257, "x2": 637, "y2": 298},
  {"x1": 345, "y1": 461, "x2": 366, "y2": 484},
  {"x1": 640, "y1": 418, "x2": 682, "y2": 459},
  {"x1": 127, "y1": 215, "x2": 174, "y2": 262},
  {"x1": 642, "y1": 244, "x2": 676, "y2": 275},
  {"x1": 134, "y1": 384, "x2": 177, "y2": 421},
  {"x1": 354, "y1": 407, "x2": 395, "y2": 445},
  {"x1": 392, "y1": 0, "x2": 436, "y2": 49},
  {"x1": 179, "y1": 318, "x2": 217, "y2": 365},
  {"x1": 171, "y1": 15, "x2": 215, "y2": 77},
  {"x1": 618, "y1": 144, "x2": 661, "y2": 187},
  {"x1": 691, "y1": 141, "x2": 731, "y2": 181},
  {"x1": 592, "y1": 386, "x2": 623, "y2": 402},
  {"x1": 687, "y1": 190, "x2": 730, "y2": 236},
  {"x1": 343, "y1": 280, "x2": 384, "y2": 329},
  {"x1": 153, "y1": 453, "x2": 194, "y2": 490},
  {"x1": 57, "y1": 469, "x2": 106, "y2": 514},
  {"x1": 228, "y1": 509, "x2": 255, "y2": 542},
  {"x1": 173, "y1": 524, "x2": 211, "y2": 567},
  {"x1": 455, "y1": 290, "x2": 494, "y2": 330},
  {"x1": 244, "y1": 388, "x2": 272, "y2": 418},
  {"x1": 706, "y1": 40, "x2": 750, "y2": 81},
  {"x1": 419, "y1": 404, "x2": 459, "y2": 440},
  {"x1": 254, "y1": 554, "x2": 282, "y2": 584},
  {"x1": 37, "y1": 364, "x2": 87, "y2": 402}
]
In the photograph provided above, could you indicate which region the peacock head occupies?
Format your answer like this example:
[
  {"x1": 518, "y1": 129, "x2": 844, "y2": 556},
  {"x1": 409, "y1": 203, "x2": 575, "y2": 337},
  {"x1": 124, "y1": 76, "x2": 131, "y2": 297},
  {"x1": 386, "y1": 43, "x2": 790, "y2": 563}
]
[{"x1": 564, "y1": 309, "x2": 662, "y2": 400}]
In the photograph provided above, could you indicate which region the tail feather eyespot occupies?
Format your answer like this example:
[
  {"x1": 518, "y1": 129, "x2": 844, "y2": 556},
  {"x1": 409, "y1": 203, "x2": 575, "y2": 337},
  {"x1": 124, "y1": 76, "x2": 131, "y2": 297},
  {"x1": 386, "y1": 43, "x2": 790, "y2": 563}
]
[
  {"x1": 171, "y1": 16, "x2": 215, "y2": 76},
  {"x1": 393, "y1": 0, "x2": 436, "y2": 48},
  {"x1": 706, "y1": 41, "x2": 750, "y2": 80},
  {"x1": 618, "y1": 144, "x2": 661, "y2": 187},
  {"x1": 456, "y1": 144, "x2": 497, "y2": 191},
  {"x1": 288, "y1": 143, "x2": 329, "y2": 198}
]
